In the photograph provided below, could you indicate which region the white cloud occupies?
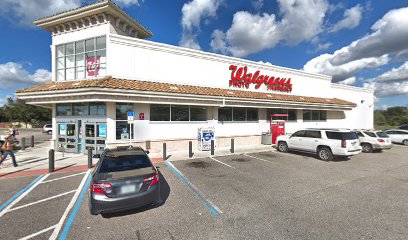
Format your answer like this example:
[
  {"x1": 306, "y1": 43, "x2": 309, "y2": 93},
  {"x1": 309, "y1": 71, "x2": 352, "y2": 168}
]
[
  {"x1": 210, "y1": 29, "x2": 227, "y2": 54},
  {"x1": 114, "y1": 0, "x2": 142, "y2": 7},
  {"x1": 0, "y1": 62, "x2": 51, "y2": 89},
  {"x1": 364, "y1": 81, "x2": 408, "y2": 98},
  {"x1": 315, "y1": 42, "x2": 332, "y2": 52},
  {"x1": 329, "y1": 4, "x2": 363, "y2": 33},
  {"x1": 338, "y1": 76, "x2": 357, "y2": 85},
  {"x1": 251, "y1": 0, "x2": 264, "y2": 11},
  {"x1": 180, "y1": 0, "x2": 223, "y2": 50},
  {"x1": 211, "y1": 0, "x2": 329, "y2": 57},
  {"x1": 367, "y1": 62, "x2": 408, "y2": 83},
  {"x1": 330, "y1": 7, "x2": 408, "y2": 65}
]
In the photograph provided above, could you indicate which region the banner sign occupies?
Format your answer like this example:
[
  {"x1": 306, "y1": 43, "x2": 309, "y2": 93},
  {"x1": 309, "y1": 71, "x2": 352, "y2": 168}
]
[
  {"x1": 198, "y1": 127, "x2": 215, "y2": 151},
  {"x1": 86, "y1": 56, "x2": 101, "y2": 77},
  {"x1": 229, "y1": 65, "x2": 293, "y2": 92},
  {"x1": 98, "y1": 125, "x2": 107, "y2": 138}
]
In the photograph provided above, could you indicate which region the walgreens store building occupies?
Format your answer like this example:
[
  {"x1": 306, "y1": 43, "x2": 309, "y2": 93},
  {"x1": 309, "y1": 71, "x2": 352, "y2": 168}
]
[{"x1": 16, "y1": 0, "x2": 374, "y2": 155}]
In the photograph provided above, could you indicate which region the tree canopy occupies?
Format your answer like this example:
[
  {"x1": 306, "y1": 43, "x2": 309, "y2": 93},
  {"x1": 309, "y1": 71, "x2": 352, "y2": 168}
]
[
  {"x1": 0, "y1": 97, "x2": 51, "y2": 125},
  {"x1": 374, "y1": 106, "x2": 408, "y2": 127}
]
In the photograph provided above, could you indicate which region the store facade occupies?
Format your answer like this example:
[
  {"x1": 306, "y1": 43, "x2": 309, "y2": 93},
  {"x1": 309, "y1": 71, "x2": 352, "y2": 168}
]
[{"x1": 16, "y1": 0, "x2": 374, "y2": 154}]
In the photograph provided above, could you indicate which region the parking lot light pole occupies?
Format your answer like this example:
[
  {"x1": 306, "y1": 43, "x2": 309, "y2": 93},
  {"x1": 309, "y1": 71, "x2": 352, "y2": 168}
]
[
  {"x1": 49, "y1": 149, "x2": 55, "y2": 173},
  {"x1": 88, "y1": 148, "x2": 93, "y2": 168}
]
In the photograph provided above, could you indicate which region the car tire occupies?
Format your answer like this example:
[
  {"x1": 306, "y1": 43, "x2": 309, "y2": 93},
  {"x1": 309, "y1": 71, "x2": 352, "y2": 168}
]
[
  {"x1": 317, "y1": 147, "x2": 333, "y2": 161},
  {"x1": 361, "y1": 143, "x2": 373, "y2": 153},
  {"x1": 47, "y1": 130, "x2": 52, "y2": 135},
  {"x1": 277, "y1": 141, "x2": 288, "y2": 153},
  {"x1": 89, "y1": 207, "x2": 99, "y2": 216},
  {"x1": 403, "y1": 140, "x2": 408, "y2": 146}
]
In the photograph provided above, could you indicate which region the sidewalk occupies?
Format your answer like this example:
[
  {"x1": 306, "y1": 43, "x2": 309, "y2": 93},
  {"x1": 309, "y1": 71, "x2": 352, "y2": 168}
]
[{"x1": 0, "y1": 142, "x2": 275, "y2": 179}]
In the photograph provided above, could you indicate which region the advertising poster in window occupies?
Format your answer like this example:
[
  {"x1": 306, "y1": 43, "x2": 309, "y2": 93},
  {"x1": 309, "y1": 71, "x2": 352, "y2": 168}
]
[
  {"x1": 198, "y1": 127, "x2": 215, "y2": 151},
  {"x1": 98, "y1": 125, "x2": 107, "y2": 138},
  {"x1": 59, "y1": 124, "x2": 67, "y2": 136},
  {"x1": 86, "y1": 56, "x2": 101, "y2": 77}
]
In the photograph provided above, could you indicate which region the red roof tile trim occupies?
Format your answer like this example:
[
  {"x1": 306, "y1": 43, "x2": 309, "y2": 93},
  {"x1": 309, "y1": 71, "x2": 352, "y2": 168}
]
[{"x1": 16, "y1": 76, "x2": 356, "y2": 106}]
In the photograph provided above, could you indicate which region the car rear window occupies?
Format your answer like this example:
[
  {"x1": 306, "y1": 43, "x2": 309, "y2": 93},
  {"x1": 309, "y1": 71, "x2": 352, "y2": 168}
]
[
  {"x1": 99, "y1": 154, "x2": 152, "y2": 173},
  {"x1": 376, "y1": 132, "x2": 388, "y2": 138},
  {"x1": 325, "y1": 131, "x2": 358, "y2": 140},
  {"x1": 364, "y1": 131, "x2": 376, "y2": 137}
]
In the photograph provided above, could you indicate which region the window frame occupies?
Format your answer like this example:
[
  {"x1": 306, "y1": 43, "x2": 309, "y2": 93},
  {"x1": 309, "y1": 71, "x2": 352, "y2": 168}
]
[
  {"x1": 150, "y1": 104, "x2": 208, "y2": 122},
  {"x1": 303, "y1": 110, "x2": 327, "y2": 121},
  {"x1": 218, "y1": 107, "x2": 259, "y2": 122}
]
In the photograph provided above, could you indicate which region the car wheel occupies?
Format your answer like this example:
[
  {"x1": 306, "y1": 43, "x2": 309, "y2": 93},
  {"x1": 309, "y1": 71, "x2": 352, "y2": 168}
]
[
  {"x1": 277, "y1": 142, "x2": 288, "y2": 152},
  {"x1": 47, "y1": 130, "x2": 52, "y2": 135},
  {"x1": 317, "y1": 147, "x2": 333, "y2": 161},
  {"x1": 361, "y1": 143, "x2": 373, "y2": 153},
  {"x1": 403, "y1": 140, "x2": 408, "y2": 146}
]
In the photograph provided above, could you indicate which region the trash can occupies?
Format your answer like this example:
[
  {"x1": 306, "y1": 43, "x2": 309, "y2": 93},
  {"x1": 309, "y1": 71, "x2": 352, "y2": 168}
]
[{"x1": 261, "y1": 132, "x2": 272, "y2": 145}]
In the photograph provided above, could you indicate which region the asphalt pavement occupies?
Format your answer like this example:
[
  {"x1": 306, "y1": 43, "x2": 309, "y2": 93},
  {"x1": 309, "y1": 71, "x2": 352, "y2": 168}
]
[{"x1": 0, "y1": 144, "x2": 407, "y2": 240}]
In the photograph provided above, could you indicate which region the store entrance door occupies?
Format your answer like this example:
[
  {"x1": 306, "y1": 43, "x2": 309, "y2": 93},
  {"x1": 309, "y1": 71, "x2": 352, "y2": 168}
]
[
  {"x1": 84, "y1": 122, "x2": 107, "y2": 156},
  {"x1": 57, "y1": 122, "x2": 79, "y2": 153}
]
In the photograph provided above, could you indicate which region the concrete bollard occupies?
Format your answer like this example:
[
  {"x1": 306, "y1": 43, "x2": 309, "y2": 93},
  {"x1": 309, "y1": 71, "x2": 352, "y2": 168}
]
[
  {"x1": 30, "y1": 135, "x2": 34, "y2": 148},
  {"x1": 49, "y1": 149, "x2": 55, "y2": 173},
  {"x1": 211, "y1": 140, "x2": 215, "y2": 156},
  {"x1": 88, "y1": 148, "x2": 93, "y2": 169},
  {"x1": 163, "y1": 143, "x2": 167, "y2": 161},
  {"x1": 21, "y1": 137, "x2": 26, "y2": 150},
  {"x1": 230, "y1": 138, "x2": 234, "y2": 153},
  {"x1": 189, "y1": 141, "x2": 193, "y2": 158}
]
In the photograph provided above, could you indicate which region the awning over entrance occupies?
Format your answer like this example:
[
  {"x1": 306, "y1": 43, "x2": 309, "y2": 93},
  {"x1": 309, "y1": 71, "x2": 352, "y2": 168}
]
[{"x1": 16, "y1": 76, "x2": 356, "y2": 110}]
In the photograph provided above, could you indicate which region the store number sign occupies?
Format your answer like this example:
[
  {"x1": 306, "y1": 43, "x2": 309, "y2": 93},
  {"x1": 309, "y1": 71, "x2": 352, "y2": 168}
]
[{"x1": 229, "y1": 65, "x2": 293, "y2": 93}]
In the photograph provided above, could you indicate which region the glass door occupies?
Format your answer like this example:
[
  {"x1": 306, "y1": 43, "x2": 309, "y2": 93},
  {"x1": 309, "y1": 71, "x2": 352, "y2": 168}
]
[
  {"x1": 57, "y1": 122, "x2": 78, "y2": 153},
  {"x1": 84, "y1": 122, "x2": 107, "y2": 156}
]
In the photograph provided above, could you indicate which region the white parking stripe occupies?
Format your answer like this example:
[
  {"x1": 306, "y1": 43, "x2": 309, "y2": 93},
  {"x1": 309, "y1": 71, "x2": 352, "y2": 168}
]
[
  {"x1": 9, "y1": 190, "x2": 76, "y2": 212},
  {"x1": 243, "y1": 154, "x2": 275, "y2": 164},
  {"x1": 49, "y1": 169, "x2": 91, "y2": 240},
  {"x1": 209, "y1": 157, "x2": 235, "y2": 169},
  {"x1": 0, "y1": 174, "x2": 49, "y2": 218},
  {"x1": 42, "y1": 172, "x2": 86, "y2": 184},
  {"x1": 19, "y1": 224, "x2": 57, "y2": 240}
]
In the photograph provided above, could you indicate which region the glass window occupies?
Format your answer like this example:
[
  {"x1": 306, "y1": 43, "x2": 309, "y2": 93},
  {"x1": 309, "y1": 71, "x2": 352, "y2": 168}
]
[
  {"x1": 96, "y1": 36, "x2": 106, "y2": 50},
  {"x1": 116, "y1": 121, "x2": 134, "y2": 140},
  {"x1": 67, "y1": 124, "x2": 75, "y2": 137},
  {"x1": 219, "y1": 107, "x2": 232, "y2": 122},
  {"x1": 292, "y1": 130, "x2": 305, "y2": 137},
  {"x1": 247, "y1": 108, "x2": 258, "y2": 121},
  {"x1": 377, "y1": 132, "x2": 388, "y2": 138},
  {"x1": 233, "y1": 108, "x2": 246, "y2": 121},
  {"x1": 56, "y1": 45, "x2": 64, "y2": 57},
  {"x1": 65, "y1": 43, "x2": 74, "y2": 55},
  {"x1": 305, "y1": 130, "x2": 321, "y2": 138},
  {"x1": 150, "y1": 105, "x2": 170, "y2": 121},
  {"x1": 85, "y1": 39, "x2": 95, "y2": 52},
  {"x1": 303, "y1": 110, "x2": 311, "y2": 121},
  {"x1": 288, "y1": 109, "x2": 297, "y2": 121},
  {"x1": 326, "y1": 131, "x2": 358, "y2": 140},
  {"x1": 89, "y1": 103, "x2": 106, "y2": 116},
  {"x1": 57, "y1": 69, "x2": 65, "y2": 81},
  {"x1": 76, "y1": 54, "x2": 84, "y2": 67},
  {"x1": 85, "y1": 125, "x2": 95, "y2": 137},
  {"x1": 57, "y1": 57, "x2": 64, "y2": 69},
  {"x1": 364, "y1": 131, "x2": 376, "y2": 138},
  {"x1": 75, "y1": 40, "x2": 84, "y2": 53},
  {"x1": 312, "y1": 111, "x2": 319, "y2": 120},
  {"x1": 267, "y1": 109, "x2": 296, "y2": 121},
  {"x1": 66, "y1": 55, "x2": 75, "y2": 68},
  {"x1": 190, "y1": 106, "x2": 207, "y2": 121},
  {"x1": 57, "y1": 104, "x2": 72, "y2": 116},
  {"x1": 76, "y1": 67, "x2": 85, "y2": 79},
  {"x1": 356, "y1": 131, "x2": 364, "y2": 137},
  {"x1": 320, "y1": 111, "x2": 327, "y2": 121},
  {"x1": 171, "y1": 105, "x2": 189, "y2": 121},
  {"x1": 116, "y1": 103, "x2": 133, "y2": 120},
  {"x1": 96, "y1": 50, "x2": 106, "y2": 63},
  {"x1": 73, "y1": 103, "x2": 89, "y2": 116},
  {"x1": 100, "y1": 154, "x2": 152, "y2": 173},
  {"x1": 66, "y1": 68, "x2": 75, "y2": 81}
]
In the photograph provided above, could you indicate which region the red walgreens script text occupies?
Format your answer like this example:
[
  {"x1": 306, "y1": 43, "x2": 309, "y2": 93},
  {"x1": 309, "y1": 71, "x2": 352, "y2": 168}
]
[{"x1": 229, "y1": 65, "x2": 293, "y2": 92}]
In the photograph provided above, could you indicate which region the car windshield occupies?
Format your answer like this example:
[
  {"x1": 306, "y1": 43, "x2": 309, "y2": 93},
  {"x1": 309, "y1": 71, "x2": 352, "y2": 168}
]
[
  {"x1": 99, "y1": 154, "x2": 152, "y2": 173},
  {"x1": 364, "y1": 131, "x2": 376, "y2": 138},
  {"x1": 326, "y1": 131, "x2": 358, "y2": 140},
  {"x1": 376, "y1": 132, "x2": 388, "y2": 138}
]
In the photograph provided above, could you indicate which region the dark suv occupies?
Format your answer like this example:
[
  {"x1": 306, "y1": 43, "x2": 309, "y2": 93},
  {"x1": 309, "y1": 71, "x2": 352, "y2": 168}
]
[
  {"x1": 89, "y1": 147, "x2": 160, "y2": 215},
  {"x1": 398, "y1": 124, "x2": 408, "y2": 130}
]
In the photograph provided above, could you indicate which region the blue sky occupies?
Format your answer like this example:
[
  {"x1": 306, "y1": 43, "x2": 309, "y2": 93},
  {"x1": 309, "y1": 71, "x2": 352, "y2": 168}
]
[{"x1": 0, "y1": 0, "x2": 407, "y2": 109}]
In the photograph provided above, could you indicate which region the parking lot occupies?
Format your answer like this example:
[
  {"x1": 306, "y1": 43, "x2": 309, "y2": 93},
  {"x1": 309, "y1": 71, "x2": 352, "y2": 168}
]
[{"x1": 1, "y1": 145, "x2": 408, "y2": 240}]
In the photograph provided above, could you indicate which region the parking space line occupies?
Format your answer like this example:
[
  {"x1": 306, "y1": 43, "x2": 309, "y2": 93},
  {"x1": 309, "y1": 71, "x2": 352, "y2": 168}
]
[
  {"x1": 49, "y1": 169, "x2": 92, "y2": 240},
  {"x1": 19, "y1": 224, "x2": 57, "y2": 240},
  {"x1": 209, "y1": 157, "x2": 235, "y2": 169},
  {"x1": 0, "y1": 174, "x2": 49, "y2": 218},
  {"x1": 42, "y1": 172, "x2": 86, "y2": 184},
  {"x1": 165, "y1": 161, "x2": 222, "y2": 216},
  {"x1": 9, "y1": 190, "x2": 77, "y2": 212},
  {"x1": 243, "y1": 154, "x2": 276, "y2": 164}
]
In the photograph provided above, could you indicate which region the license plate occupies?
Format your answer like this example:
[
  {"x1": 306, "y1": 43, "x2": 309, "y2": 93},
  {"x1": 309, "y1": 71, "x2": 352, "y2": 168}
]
[{"x1": 121, "y1": 184, "x2": 137, "y2": 194}]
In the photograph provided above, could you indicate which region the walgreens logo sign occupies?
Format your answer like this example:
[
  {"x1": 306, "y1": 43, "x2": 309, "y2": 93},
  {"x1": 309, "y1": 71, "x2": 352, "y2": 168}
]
[{"x1": 229, "y1": 65, "x2": 293, "y2": 93}]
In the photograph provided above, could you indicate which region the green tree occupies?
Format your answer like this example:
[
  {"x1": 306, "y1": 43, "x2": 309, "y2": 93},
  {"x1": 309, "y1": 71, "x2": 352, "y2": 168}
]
[
  {"x1": 374, "y1": 110, "x2": 387, "y2": 126},
  {"x1": 3, "y1": 98, "x2": 51, "y2": 126}
]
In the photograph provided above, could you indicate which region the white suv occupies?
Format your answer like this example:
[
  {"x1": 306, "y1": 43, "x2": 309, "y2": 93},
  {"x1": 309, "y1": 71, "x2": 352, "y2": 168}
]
[
  {"x1": 355, "y1": 130, "x2": 392, "y2": 152},
  {"x1": 43, "y1": 124, "x2": 53, "y2": 135},
  {"x1": 276, "y1": 129, "x2": 362, "y2": 161}
]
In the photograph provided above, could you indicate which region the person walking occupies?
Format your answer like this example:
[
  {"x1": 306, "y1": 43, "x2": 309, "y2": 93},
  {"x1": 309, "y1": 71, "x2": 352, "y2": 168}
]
[{"x1": 0, "y1": 135, "x2": 18, "y2": 168}]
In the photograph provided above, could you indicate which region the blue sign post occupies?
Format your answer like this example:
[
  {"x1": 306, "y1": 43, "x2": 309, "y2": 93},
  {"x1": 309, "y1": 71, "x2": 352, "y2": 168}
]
[{"x1": 127, "y1": 112, "x2": 134, "y2": 146}]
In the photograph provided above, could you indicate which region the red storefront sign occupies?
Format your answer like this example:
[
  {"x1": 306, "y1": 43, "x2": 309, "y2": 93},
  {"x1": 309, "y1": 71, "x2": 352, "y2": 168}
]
[
  {"x1": 229, "y1": 65, "x2": 293, "y2": 92},
  {"x1": 86, "y1": 56, "x2": 101, "y2": 77}
]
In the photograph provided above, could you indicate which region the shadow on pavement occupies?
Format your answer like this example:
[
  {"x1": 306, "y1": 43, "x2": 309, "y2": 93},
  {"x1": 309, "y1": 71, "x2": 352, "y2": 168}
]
[{"x1": 101, "y1": 170, "x2": 171, "y2": 219}]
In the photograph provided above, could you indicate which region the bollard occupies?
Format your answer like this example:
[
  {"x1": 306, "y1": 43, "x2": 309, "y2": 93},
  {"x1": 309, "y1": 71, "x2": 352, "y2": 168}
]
[
  {"x1": 30, "y1": 135, "x2": 34, "y2": 148},
  {"x1": 49, "y1": 149, "x2": 55, "y2": 173},
  {"x1": 189, "y1": 141, "x2": 193, "y2": 158},
  {"x1": 21, "y1": 137, "x2": 26, "y2": 150},
  {"x1": 211, "y1": 140, "x2": 215, "y2": 155},
  {"x1": 146, "y1": 140, "x2": 151, "y2": 150},
  {"x1": 163, "y1": 143, "x2": 167, "y2": 161},
  {"x1": 230, "y1": 138, "x2": 234, "y2": 153},
  {"x1": 87, "y1": 148, "x2": 93, "y2": 168}
]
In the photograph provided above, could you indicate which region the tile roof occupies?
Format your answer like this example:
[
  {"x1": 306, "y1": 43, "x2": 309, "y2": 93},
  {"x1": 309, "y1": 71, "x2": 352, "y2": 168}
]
[{"x1": 16, "y1": 76, "x2": 356, "y2": 107}]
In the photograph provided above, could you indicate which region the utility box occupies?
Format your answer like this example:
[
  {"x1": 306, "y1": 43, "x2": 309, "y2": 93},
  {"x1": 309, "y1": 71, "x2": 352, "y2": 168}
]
[
  {"x1": 198, "y1": 127, "x2": 215, "y2": 151},
  {"x1": 261, "y1": 132, "x2": 272, "y2": 145},
  {"x1": 270, "y1": 113, "x2": 287, "y2": 144}
]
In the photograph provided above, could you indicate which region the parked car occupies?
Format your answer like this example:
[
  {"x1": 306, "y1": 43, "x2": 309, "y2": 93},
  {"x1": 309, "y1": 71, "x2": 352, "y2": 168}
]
[
  {"x1": 42, "y1": 124, "x2": 52, "y2": 135},
  {"x1": 276, "y1": 128, "x2": 362, "y2": 161},
  {"x1": 89, "y1": 146, "x2": 160, "y2": 215},
  {"x1": 355, "y1": 130, "x2": 392, "y2": 153},
  {"x1": 384, "y1": 129, "x2": 408, "y2": 145},
  {"x1": 398, "y1": 124, "x2": 408, "y2": 130}
]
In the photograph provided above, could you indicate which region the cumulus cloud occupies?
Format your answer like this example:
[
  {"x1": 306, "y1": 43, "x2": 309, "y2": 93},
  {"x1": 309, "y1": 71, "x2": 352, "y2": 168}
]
[
  {"x1": 180, "y1": 0, "x2": 223, "y2": 50},
  {"x1": 0, "y1": 62, "x2": 51, "y2": 89},
  {"x1": 211, "y1": 0, "x2": 329, "y2": 57},
  {"x1": 329, "y1": 4, "x2": 363, "y2": 33},
  {"x1": 251, "y1": 0, "x2": 264, "y2": 12},
  {"x1": 0, "y1": 0, "x2": 142, "y2": 27},
  {"x1": 367, "y1": 62, "x2": 408, "y2": 83},
  {"x1": 338, "y1": 76, "x2": 357, "y2": 85}
]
